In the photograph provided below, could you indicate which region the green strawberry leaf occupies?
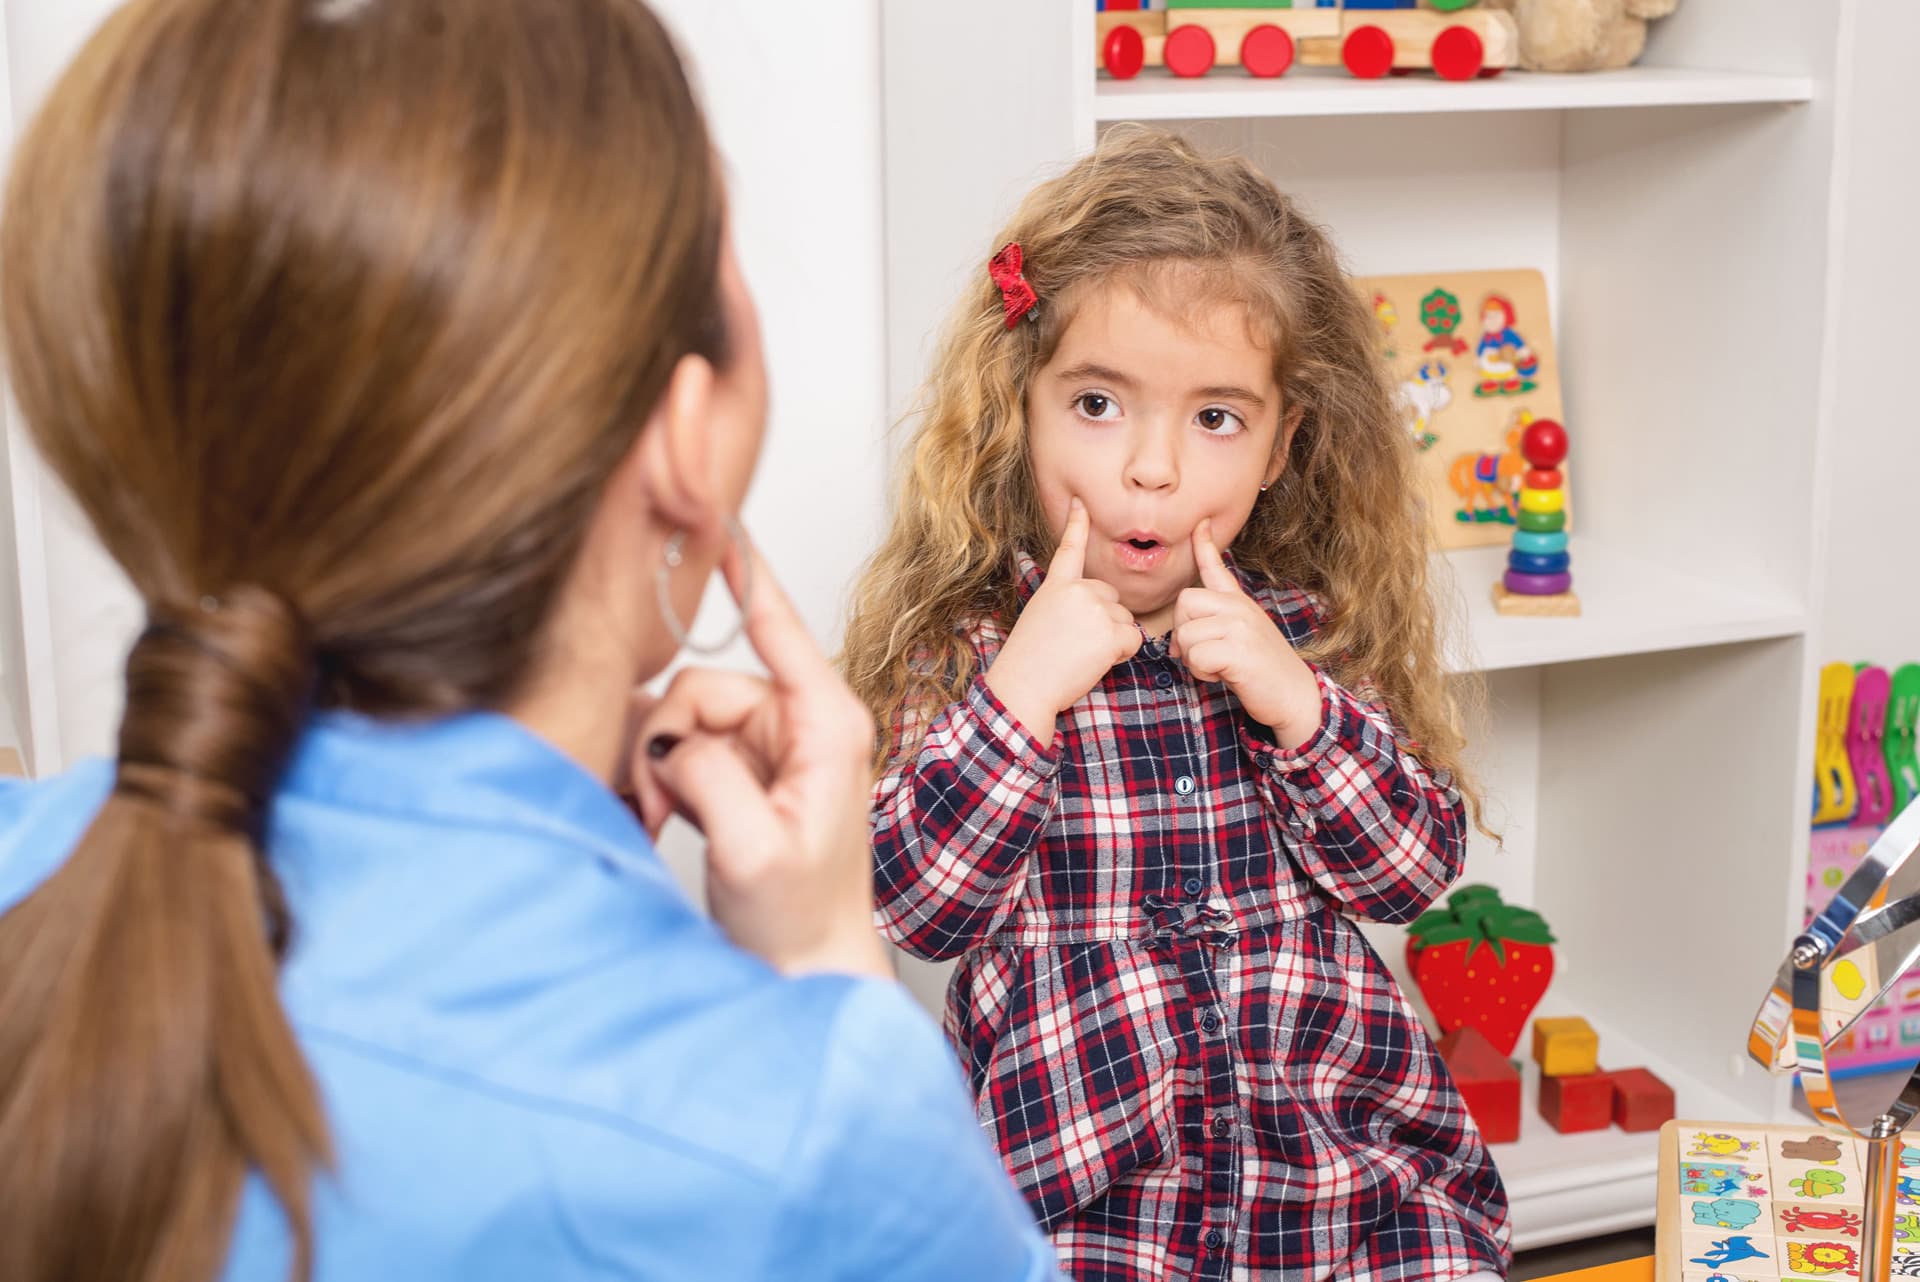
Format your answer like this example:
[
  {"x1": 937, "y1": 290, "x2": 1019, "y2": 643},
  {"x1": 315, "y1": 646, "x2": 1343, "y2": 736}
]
[
  {"x1": 1450, "y1": 885, "x2": 1503, "y2": 910},
  {"x1": 1486, "y1": 907, "x2": 1556, "y2": 945},
  {"x1": 1406, "y1": 908, "x2": 1459, "y2": 939},
  {"x1": 1407, "y1": 884, "x2": 1556, "y2": 969},
  {"x1": 1411, "y1": 923, "x2": 1476, "y2": 947}
]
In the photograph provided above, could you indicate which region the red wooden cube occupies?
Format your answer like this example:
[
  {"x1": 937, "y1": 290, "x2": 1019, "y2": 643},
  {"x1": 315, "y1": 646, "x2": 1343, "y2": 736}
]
[
  {"x1": 1608, "y1": 1067, "x2": 1675, "y2": 1133},
  {"x1": 1539, "y1": 1070, "x2": 1615, "y2": 1134},
  {"x1": 1439, "y1": 1027, "x2": 1521, "y2": 1144}
]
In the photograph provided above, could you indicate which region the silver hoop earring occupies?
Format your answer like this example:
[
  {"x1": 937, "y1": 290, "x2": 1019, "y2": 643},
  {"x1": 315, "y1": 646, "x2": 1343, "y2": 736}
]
[{"x1": 656, "y1": 516, "x2": 754, "y2": 656}]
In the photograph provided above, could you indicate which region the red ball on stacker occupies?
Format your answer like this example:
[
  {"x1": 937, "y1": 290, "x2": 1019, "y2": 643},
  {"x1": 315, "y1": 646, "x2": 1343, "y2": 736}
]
[{"x1": 1520, "y1": 419, "x2": 1567, "y2": 469}]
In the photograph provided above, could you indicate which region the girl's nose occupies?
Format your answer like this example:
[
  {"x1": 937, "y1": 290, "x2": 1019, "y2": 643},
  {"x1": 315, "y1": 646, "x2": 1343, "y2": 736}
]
[{"x1": 1123, "y1": 423, "x2": 1178, "y2": 492}]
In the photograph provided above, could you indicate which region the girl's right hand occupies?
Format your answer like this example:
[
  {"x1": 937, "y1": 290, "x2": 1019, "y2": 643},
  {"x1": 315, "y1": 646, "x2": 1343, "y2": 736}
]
[
  {"x1": 628, "y1": 540, "x2": 893, "y2": 982},
  {"x1": 983, "y1": 497, "x2": 1141, "y2": 747}
]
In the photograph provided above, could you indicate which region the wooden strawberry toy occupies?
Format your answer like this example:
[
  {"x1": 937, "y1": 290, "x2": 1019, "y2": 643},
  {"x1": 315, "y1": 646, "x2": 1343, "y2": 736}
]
[{"x1": 1405, "y1": 884, "x2": 1556, "y2": 1056}]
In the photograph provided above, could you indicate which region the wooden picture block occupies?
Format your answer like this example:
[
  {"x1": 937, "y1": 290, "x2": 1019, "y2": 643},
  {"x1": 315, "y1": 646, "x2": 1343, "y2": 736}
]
[
  {"x1": 1353, "y1": 269, "x2": 1563, "y2": 552},
  {"x1": 1540, "y1": 1071, "x2": 1615, "y2": 1134},
  {"x1": 1532, "y1": 1016, "x2": 1599, "y2": 1077},
  {"x1": 0, "y1": 747, "x2": 22, "y2": 777},
  {"x1": 1439, "y1": 1027, "x2": 1522, "y2": 1144},
  {"x1": 1491, "y1": 583, "x2": 1582, "y2": 617},
  {"x1": 1609, "y1": 1067, "x2": 1676, "y2": 1133}
]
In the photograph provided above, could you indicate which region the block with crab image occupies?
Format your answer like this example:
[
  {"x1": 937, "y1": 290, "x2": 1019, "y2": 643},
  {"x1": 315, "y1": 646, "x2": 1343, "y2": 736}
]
[{"x1": 1774, "y1": 1203, "x2": 1867, "y2": 1241}]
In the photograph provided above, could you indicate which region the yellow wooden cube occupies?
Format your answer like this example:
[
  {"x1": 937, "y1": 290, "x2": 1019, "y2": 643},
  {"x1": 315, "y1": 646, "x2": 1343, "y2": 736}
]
[{"x1": 1531, "y1": 1017, "x2": 1599, "y2": 1078}]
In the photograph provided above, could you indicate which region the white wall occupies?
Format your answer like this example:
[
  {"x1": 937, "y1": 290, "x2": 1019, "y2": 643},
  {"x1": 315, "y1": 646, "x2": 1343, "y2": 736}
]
[
  {"x1": 644, "y1": 0, "x2": 889, "y2": 897},
  {"x1": 2, "y1": 0, "x2": 134, "y2": 775},
  {"x1": 0, "y1": 0, "x2": 891, "y2": 819},
  {"x1": 1815, "y1": 2, "x2": 1920, "y2": 666}
]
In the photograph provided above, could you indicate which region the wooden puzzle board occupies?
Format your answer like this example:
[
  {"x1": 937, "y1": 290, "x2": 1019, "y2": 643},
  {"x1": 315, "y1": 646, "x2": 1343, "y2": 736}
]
[
  {"x1": 1657, "y1": 1120, "x2": 1920, "y2": 1282},
  {"x1": 1352, "y1": 268, "x2": 1567, "y2": 551}
]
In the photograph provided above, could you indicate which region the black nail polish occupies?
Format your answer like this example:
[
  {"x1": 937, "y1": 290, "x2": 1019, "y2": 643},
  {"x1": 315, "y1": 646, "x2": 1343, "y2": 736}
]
[{"x1": 647, "y1": 734, "x2": 681, "y2": 760}]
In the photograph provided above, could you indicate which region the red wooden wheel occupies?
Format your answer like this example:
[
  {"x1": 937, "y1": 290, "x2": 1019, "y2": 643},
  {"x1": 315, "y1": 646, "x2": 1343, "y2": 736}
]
[
  {"x1": 1164, "y1": 24, "x2": 1216, "y2": 78},
  {"x1": 1102, "y1": 24, "x2": 1146, "y2": 80},
  {"x1": 1431, "y1": 25, "x2": 1486, "y2": 81},
  {"x1": 1342, "y1": 25, "x2": 1395, "y2": 79},
  {"x1": 1524, "y1": 468, "x2": 1564, "y2": 491},
  {"x1": 1240, "y1": 24, "x2": 1294, "y2": 78}
]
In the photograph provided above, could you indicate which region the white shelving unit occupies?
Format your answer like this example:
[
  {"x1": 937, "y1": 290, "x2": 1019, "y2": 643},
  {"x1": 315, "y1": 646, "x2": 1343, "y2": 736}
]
[
  {"x1": 1442, "y1": 543, "x2": 1807, "y2": 674},
  {"x1": 1095, "y1": 64, "x2": 1815, "y2": 121},
  {"x1": 883, "y1": 0, "x2": 1852, "y2": 1252}
]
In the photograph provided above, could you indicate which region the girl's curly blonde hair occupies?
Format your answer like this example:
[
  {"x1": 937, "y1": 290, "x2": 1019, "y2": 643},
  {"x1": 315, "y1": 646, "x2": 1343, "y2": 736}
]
[{"x1": 843, "y1": 126, "x2": 1481, "y2": 819}]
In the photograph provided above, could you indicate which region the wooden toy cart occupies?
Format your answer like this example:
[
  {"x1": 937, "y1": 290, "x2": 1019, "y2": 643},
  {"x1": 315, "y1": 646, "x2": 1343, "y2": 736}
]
[{"x1": 1097, "y1": 1, "x2": 1519, "y2": 82}]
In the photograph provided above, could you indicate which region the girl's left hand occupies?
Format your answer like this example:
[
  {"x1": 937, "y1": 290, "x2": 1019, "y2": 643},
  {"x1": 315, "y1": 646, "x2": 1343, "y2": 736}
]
[{"x1": 1171, "y1": 520, "x2": 1324, "y2": 750}]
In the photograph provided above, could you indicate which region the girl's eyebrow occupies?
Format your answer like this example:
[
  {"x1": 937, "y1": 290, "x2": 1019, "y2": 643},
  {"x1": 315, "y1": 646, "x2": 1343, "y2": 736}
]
[
  {"x1": 1054, "y1": 361, "x2": 1137, "y2": 389},
  {"x1": 1197, "y1": 384, "x2": 1268, "y2": 409}
]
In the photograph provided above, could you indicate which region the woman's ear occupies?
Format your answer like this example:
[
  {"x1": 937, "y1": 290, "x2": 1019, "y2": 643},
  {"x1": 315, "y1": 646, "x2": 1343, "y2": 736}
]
[
  {"x1": 630, "y1": 353, "x2": 720, "y2": 535},
  {"x1": 1264, "y1": 404, "x2": 1305, "y2": 490}
]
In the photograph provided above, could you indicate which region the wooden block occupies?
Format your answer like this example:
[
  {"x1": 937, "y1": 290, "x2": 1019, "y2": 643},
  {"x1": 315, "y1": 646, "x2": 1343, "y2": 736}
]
[
  {"x1": 1611, "y1": 1067, "x2": 1677, "y2": 1133},
  {"x1": 1540, "y1": 1071, "x2": 1615, "y2": 1134},
  {"x1": 1439, "y1": 1027, "x2": 1522, "y2": 1144},
  {"x1": 1493, "y1": 582, "x2": 1582, "y2": 617},
  {"x1": 1532, "y1": 1015, "x2": 1600, "y2": 1077},
  {"x1": 0, "y1": 747, "x2": 22, "y2": 777}
]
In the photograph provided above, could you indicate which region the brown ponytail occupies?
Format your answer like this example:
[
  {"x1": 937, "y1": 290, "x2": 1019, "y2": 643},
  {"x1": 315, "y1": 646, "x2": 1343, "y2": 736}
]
[
  {"x1": 0, "y1": 2, "x2": 726, "y2": 1280},
  {"x1": 0, "y1": 592, "x2": 328, "y2": 1282}
]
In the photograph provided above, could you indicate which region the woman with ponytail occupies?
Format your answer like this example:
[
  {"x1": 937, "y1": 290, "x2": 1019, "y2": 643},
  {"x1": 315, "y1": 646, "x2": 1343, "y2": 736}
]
[{"x1": 0, "y1": 3, "x2": 1057, "y2": 1281}]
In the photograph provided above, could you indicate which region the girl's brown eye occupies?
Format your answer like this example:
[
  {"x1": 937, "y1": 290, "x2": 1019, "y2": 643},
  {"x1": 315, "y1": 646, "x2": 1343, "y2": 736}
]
[
  {"x1": 1079, "y1": 394, "x2": 1110, "y2": 418},
  {"x1": 1197, "y1": 406, "x2": 1246, "y2": 436}
]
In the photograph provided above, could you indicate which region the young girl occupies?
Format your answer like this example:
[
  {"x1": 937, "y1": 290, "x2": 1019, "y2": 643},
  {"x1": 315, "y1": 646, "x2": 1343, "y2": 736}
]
[{"x1": 844, "y1": 128, "x2": 1511, "y2": 1282}]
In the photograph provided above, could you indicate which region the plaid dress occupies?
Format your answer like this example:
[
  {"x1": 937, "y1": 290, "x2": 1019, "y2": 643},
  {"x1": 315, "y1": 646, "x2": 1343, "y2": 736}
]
[{"x1": 871, "y1": 555, "x2": 1512, "y2": 1282}]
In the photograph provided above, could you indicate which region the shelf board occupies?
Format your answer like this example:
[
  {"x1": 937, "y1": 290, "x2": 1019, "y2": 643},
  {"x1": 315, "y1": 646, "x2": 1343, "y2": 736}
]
[
  {"x1": 1440, "y1": 541, "x2": 1807, "y2": 674},
  {"x1": 1495, "y1": 997, "x2": 1767, "y2": 1252},
  {"x1": 1095, "y1": 65, "x2": 1815, "y2": 123}
]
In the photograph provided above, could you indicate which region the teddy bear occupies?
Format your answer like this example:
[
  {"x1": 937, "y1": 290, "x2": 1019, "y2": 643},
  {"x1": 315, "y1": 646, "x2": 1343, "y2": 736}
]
[{"x1": 1477, "y1": 0, "x2": 1683, "y2": 73}]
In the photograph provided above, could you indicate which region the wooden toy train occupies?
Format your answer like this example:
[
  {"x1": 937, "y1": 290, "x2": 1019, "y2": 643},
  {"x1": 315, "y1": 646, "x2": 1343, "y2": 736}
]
[{"x1": 1096, "y1": 0, "x2": 1519, "y2": 82}]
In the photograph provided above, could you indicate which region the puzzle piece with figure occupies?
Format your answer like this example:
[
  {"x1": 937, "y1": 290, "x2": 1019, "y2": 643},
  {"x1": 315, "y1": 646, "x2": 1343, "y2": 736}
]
[{"x1": 1660, "y1": 1121, "x2": 1920, "y2": 1282}]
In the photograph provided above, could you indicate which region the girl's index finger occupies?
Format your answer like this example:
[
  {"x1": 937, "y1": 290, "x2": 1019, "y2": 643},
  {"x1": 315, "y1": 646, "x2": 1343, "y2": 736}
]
[
  {"x1": 1193, "y1": 520, "x2": 1242, "y2": 595},
  {"x1": 1049, "y1": 497, "x2": 1090, "y2": 580}
]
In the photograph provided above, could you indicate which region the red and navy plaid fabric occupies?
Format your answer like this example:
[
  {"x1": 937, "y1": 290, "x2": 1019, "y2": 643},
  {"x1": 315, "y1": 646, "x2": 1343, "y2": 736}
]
[{"x1": 871, "y1": 555, "x2": 1511, "y2": 1282}]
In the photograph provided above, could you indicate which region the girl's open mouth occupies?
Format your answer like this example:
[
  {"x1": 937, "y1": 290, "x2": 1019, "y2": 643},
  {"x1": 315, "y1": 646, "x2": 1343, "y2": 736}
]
[{"x1": 1114, "y1": 533, "x2": 1169, "y2": 571}]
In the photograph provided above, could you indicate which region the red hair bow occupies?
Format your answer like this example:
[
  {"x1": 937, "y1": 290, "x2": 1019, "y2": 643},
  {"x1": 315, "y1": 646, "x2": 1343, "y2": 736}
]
[{"x1": 989, "y1": 242, "x2": 1038, "y2": 329}]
